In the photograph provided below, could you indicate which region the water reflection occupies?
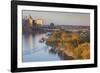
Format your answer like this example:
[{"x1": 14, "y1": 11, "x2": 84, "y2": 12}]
[
  {"x1": 22, "y1": 33, "x2": 71, "y2": 62},
  {"x1": 28, "y1": 34, "x2": 33, "y2": 51}
]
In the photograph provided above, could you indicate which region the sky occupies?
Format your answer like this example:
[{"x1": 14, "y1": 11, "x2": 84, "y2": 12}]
[{"x1": 22, "y1": 10, "x2": 90, "y2": 26}]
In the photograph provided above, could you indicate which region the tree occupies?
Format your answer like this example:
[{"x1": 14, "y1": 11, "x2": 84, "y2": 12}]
[
  {"x1": 71, "y1": 32, "x2": 80, "y2": 47},
  {"x1": 50, "y1": 23, "x2": 54, "y2": 27}
]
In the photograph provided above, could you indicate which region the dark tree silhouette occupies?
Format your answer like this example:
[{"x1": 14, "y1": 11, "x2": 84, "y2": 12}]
[{"x1": 50, "y1": 23, "x2": 54, "y2": 27}]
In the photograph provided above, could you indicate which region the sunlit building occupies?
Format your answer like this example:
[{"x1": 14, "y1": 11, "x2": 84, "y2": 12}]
[
  {"x1": 35, "y1": 19, "x2": 44, "y2": 26},
  {"x1": 28, "y1": 16, "x2": 33, "y2": 27}
]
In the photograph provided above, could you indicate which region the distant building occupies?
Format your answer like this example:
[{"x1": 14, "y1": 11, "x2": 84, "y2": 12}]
[
  {"x1": 35, "y1": 19, "x2": 44, "y2": 25},
  {"x1": 28, "y1": 16, "x2": 33, "y2": 27}
]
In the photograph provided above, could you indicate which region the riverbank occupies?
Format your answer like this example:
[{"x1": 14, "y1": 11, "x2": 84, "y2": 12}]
[{"x1": 46, "y1": 30, "x2": 90, "y2": 60}]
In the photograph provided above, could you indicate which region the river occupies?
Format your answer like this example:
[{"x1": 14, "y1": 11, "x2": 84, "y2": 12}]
[{"x1": 22, "y1": 33, "x2": 72, "y2": 62}]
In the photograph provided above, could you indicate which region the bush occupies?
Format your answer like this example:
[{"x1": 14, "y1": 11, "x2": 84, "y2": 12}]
[{"x1": 46, "y1": 30, "x2": 90, "y2": 59}]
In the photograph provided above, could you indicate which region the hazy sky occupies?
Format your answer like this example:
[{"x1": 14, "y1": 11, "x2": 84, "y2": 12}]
[{"x1": 22, "y1": 10, "x2": 90, "y2": 26}]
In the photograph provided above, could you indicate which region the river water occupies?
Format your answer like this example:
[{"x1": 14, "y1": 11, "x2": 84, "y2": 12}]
[{"x1": 22, "y1": 33, "x2": 63, "y2": 62}]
